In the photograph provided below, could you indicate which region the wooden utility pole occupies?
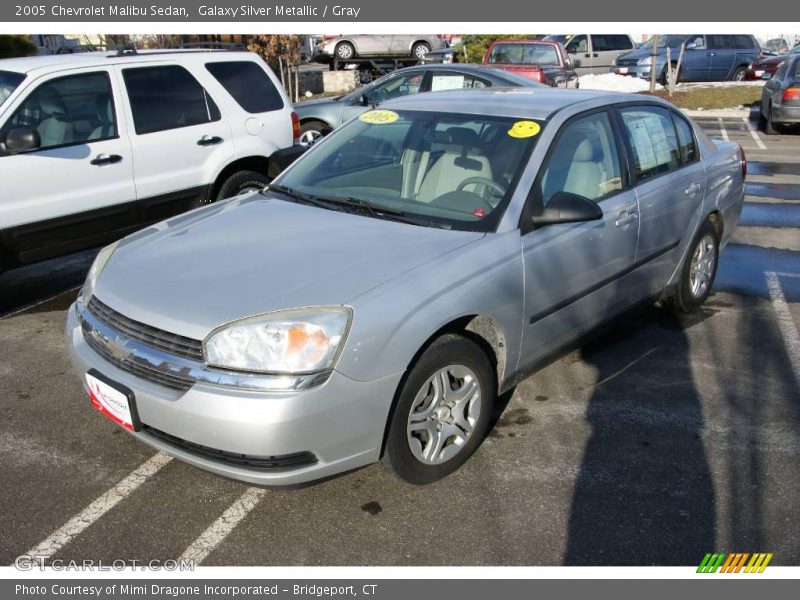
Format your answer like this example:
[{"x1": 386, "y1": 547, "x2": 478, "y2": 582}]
[{"x1": 649, "y1": 34, "x2": 659, "y2": 92}]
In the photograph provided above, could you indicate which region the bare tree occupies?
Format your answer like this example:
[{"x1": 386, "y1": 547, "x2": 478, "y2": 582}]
[
  {"x1": 665, "y1": 43, "x2": 685, "y2": 98},
  {"x1": 247, "y1": 35, "x2": 302, "y2": 101}
]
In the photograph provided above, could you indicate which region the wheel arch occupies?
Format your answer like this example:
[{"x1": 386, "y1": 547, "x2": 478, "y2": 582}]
[
  {"x1": 299, "y1": 116, "x2": 335, "y2": 130},
  {"x1": 210, "y1": 155, "x2": 271, "y2": 200}
]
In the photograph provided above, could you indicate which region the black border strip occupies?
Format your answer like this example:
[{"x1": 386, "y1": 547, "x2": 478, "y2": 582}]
[{"x1": 528, "y1": 239, "x2": 680, "y2": 325}]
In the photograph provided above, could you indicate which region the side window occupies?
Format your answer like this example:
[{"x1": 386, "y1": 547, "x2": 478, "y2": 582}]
[
  {"x1": 733, "y1": 35, "x2": 755, "y2": 50},
  {"x1": 774, "y1": 62, "x2": 788, "y2": 80},
  {"x1": 205, "y1": 61, "x2": 284, "y2": 113},
  {"x1": 430, "y1": 73, "x2": 488, "y2": 91},
  {"x1": 366, "y1": 72, "x2": 424, "y2": 103},
  {"x1": 0, "y1": 71, "x2": 116, "y2": 151},
  {"x1": 565, "y1": 35, "x2": 588, "y2": 54},
  {"x1": 687, "y1": 35, "x2": 705, "y2": 50},
  {"x1": 122, "y1": 65, "x2": 221, "y2": 135},
  {"x1": 707, "y1": 35, "x2": 732, "y2": 50},
  {"x1": 671, "y1": 112, "x2": 697, "y2": 165},
  {"x1": 619, "y1": 106, "x2": 681, "y2": 181},
  {"x1": 611, "y1": 35, "x2": 634, "y2": 50},
  {"x1": 537, "y1": 111, "x2": 623, "y2": 205}
]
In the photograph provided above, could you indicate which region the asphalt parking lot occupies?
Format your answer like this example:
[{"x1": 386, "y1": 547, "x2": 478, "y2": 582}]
[{"x1": 1, "y1": 116, "x2": 799, "y2": 567}]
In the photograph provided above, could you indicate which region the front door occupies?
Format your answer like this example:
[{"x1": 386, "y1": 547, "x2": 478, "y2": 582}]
[
  {"x1": 519, "y1": 110, "x2": 640, "y2": 368},
  {"x1": 0, "y1": 68, "x2": 135, "y2": 263}
]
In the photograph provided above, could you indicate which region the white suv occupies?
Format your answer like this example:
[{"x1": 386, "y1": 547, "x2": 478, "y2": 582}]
[{"x1": 0, "y1": 48, "x2": 298, "y2": 272}]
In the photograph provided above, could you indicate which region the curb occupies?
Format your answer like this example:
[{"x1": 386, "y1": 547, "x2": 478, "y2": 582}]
[{"x1": 682, "y1": 107, "x2": 755, "y2": 119}]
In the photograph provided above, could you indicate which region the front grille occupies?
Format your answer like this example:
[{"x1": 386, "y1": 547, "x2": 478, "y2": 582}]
[
  {"x1": 82, "y1": 326, "x2": 195, "y2": 391},
  {"x1": 142, "y1": 425, "x2": 319, "y2": 471},
  {"x1": 616, "y1": 59, "x2": 639, "y2": 67},
  {"x1": 87, "y1": 296, "x2": 204, "y2": 362}
]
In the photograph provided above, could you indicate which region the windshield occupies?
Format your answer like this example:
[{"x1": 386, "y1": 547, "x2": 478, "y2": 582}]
[
  {"x1": 488, "y1": 43, "x2": 560, "y2": 66},
  {"x1": 275, "y1": 109, "x2": 542, "y2": 231},
  {"x1": 0, "y1": 71, "x2": 25, "y2": 108},
  {"x1": 641, "y1": 35, "x2": 691, "y2": 49}
]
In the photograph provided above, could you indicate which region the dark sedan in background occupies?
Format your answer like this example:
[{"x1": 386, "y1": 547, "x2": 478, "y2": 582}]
[
  {"x1": 760, "y1": 54, "x2": 800, "y2": 134},
  {"x1": 746, "y1": 44, "x2": 800, "y2": 80},
  {"x1": 293, "y1": 64, "x2": 544, "y2": 145}
]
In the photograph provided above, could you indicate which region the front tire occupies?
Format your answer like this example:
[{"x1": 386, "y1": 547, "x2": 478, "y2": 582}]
[
  {"x1": 667, "y1": 219, "x2": 720, "y2": 313},
  {"x1": 335, "y1": 42, "x2": 355, "y2": 61},
  {"x1": 382, "y1": 334, "x2": 495, "y2": 484},
  {"x1": 298, "y1": 121, "x2": 330, "y2": 147},
  {"x1": 216, "y1": 170, "x2": 270, "y2": 200},
  {"x1": 412, "y1": 42, "x2": 432, "y2": 60}
]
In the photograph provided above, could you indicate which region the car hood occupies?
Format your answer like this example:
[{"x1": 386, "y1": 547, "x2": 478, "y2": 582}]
[
  {"x1": 93, "y1": 194, "x2": 484, "y2": 341},
  {"x1": 618, "y1": 47, "x2": 665, "y2": 61},
  {"x1": 294, "y1": 96, "x2": 342, "y2": 110}
]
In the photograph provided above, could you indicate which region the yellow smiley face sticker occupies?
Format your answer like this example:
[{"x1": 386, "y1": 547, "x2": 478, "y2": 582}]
[
  {"x1": 359, "y1": 110, "x2": 400, "y2": 125},
  {"x1": 508, "y1": 120, "x2": 541, "y2": 139}
]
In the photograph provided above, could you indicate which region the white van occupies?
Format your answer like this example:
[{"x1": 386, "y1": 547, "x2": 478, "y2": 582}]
[{"x1": 0, "y1": 48, "x2": 298, "y2": 272}]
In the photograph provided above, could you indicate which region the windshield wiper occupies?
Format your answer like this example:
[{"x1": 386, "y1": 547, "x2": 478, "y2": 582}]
[
  {"x1": 311, "y1": 194, "x2": 434, "y2": 226},
  {"x1": 262, "y1": 184, "x2": 344, "y2": 211}
]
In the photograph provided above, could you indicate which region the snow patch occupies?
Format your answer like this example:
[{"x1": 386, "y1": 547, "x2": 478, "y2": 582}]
[{"x1": 578, "y1": 73, "x2": 657, "y2": 93}]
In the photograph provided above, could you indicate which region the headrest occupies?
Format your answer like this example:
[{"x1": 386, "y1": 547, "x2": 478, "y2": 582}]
[
  {"x1": 38, "y1": 87, "x2": 67, "y2": 117},
  {"x1": 573, "y1": 138, "x2": 595, "y2": 162},
  {"x1": 95, "y1": 93, "x2": 113, "y2": 123}
]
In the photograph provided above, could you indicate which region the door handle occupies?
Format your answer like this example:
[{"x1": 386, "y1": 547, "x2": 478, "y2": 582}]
[
  {"x1": 584, "y1": 53, "x2": 591, "y2": 58},
  {"x1": 684, "y1": 182, "x2": 701, "y2": 195},
  {"x1": 90, "y1": 154, "x2": 122, "y2": 166},
  {"x1": 592, "y1": 53, "x2": 599, "y2": 58},
  {"x1": 197, "y1": 135, "x2": 223, "y2": 146},
  {"x1": 707, "y1": 52, "x2": 717, "y2": 56},
  {"x1": 614, "y1": 211, "x2": 638, "y2": 227}
]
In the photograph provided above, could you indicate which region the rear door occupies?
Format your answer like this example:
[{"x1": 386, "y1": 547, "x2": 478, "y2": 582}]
[
  {"x1": 616, "y1": 105, "x2": 704, "y2": 295},
  {"x1": 0, "y1": 67, "x2": 136, "y2": 263},
  {"x1": 519, "y1": 109, "x2": 641, "y2": 366},
  {"x1": 591, "y1": 35, "x2": 635, "y2": 73},
  {"x1": 707, "y1": 35, "x2": 736, "y2": 80},
  {"x1": 116, "y1": 62, "x2": 233, "y2": 223}
]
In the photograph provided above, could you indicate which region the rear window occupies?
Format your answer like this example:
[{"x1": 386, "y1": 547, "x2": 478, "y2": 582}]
[
  {"x1": 619, "y1": 106, "x2": 681, "y2": 181},
  {"x1": 488, "y1": 43, "x2": 560, "y2": 66},
  {"x1": 206, "y1": 61, "x2": 284, "y2": 114},
  {"x1": 0, "y1": 70, "x2": 25, "y2": 108}
]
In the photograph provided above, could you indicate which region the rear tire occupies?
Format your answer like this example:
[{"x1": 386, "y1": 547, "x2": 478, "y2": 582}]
[
  {"x1": 732, "y1": 65, "x2": 747, "y2": 81},
  {"x1": 762, "y1": 104, "x2": 779, "y2": 135},
  {"x1": 335, "y1": 42, "x2": 355, "y2": 61},
  {"x1": 666, "y1": 219, "x2": 720, "y2": 313},
  {"x1": 381, "y1": 334, "x2": 495, "y2": 485},
  {"x1": 216, "y1": 170, "x2": 270, "y2": 201}
]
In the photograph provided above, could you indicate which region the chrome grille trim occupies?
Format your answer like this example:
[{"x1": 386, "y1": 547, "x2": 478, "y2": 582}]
[{"x1": 87, "y1": 296, "x2": 204, "y2": 361}]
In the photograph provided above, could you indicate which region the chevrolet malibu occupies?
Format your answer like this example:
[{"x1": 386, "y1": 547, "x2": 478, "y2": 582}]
[{"x1": 66, "y1": 89, "x2": 745, "y2": 486}]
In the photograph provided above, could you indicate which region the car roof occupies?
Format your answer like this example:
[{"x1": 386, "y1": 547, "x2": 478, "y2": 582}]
[
  {"x1": 0, "y1": 49, "x2": 259, "y2": 75},
  {"x1": 381, "y1": 87, "x2": 637, "y2": 120}
]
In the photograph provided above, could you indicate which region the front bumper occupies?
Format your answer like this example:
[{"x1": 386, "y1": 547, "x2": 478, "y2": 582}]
[
  {"x1": 772, "y1": 105, "x2": 800, "y2": 124},
  {"x1": 610, "y1": 65, "x2": 653, "y2": 79},
  {"x1": 66, "y1": 301, "x2": 403, "y2": 486}
]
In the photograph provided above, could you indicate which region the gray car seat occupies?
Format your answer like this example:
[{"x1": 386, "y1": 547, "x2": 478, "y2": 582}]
[
  {"x1": 416, "y1": 127, "x2": 494, "y2": 202},
  {"x1": 89, "y1": 93, "x2": 115, "y2": 141},
  {"x1": 563, "y1": 138, "x2": 603, "y2": 200},
  {"x1": 35, "y1": 87, "x2": 75, "y2": 148}
]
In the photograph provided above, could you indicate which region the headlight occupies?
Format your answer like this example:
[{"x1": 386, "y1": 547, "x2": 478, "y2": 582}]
[
  {"x1": 82, "y1": 240, "x2": 120, "y2": 303},
  {"x1": 638, "y1": 56, "x2": 653, "y2": 66},
  {"x1": 204, "y1": 307, "x2": 352, "y2": 374}
]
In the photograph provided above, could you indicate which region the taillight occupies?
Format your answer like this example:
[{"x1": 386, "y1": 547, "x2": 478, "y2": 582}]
[
  {"x1": 291, "y1": 111, "x2": 300, "y2": 144},
  {"x1": 783, "y1": 87, "x2": 800, "y2": 102},
  {"x1": 740, "y1": 145, "x2": 747, "y2": 179}
]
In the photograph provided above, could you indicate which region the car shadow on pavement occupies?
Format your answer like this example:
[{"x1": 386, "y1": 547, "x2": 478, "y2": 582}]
[{"x1": 564, "y1": 307, "x2": 717, "y2": 565}]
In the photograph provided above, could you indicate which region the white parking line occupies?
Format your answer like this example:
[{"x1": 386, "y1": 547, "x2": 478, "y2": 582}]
[
  {"x1": 766, "y1": 271, "x2": 800, "y2": 391},
  {"x1": 743, "y1": 117, "x2": 767, "y2": 150},
  {"x1": 179, "y1": 487, "x2": 265, "y2": 565},
  {"x1": 717, "y1": 118, "x2": 730, "y2": 142},
  {"x1": 25, "y1": 452, "x2": 172, "y2": 559}
]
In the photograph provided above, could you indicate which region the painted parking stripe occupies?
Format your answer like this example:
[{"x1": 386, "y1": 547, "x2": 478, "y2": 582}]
[
  {"x1": 179, "y1": 487, "x2": 265, "y2": 565},
  {"x1": 25, "y1": 453, "x2": 172, "y2": 559},
  {"x1": 766, "y1": 272, "x2": 800, "y2": 392},
  {"x1": 718, "y1": 117, "x2": 730, "y2": 142},
  {"x1": 743, "y1": 117, "x2": 767, "y2": 150}
]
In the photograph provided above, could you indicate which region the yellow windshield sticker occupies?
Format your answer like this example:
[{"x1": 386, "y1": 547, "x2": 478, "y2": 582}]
[
  {"x1": 508, "y1": 120, "x2": 541, "y2": 138},
  {"x1": 359, "y1": 110, "x2": 400, "y2": 124}
]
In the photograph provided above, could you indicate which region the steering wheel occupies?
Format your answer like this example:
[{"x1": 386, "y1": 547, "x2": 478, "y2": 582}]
[{"x1": 457, "y1": 177, "x2": 506, "y2": 204}]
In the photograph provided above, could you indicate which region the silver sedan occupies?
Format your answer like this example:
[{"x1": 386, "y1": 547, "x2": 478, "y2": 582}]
[{"x1": 66, "y1": 89, "x2": 745, "y2": 486}]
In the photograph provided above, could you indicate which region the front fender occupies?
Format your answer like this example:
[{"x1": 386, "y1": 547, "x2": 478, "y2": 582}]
[{"x1": 335, "y1": 231, "x2": 524, "y2": 386}]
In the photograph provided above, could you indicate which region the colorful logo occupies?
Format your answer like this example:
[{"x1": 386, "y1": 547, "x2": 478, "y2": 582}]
[{"x1": 697, "y1": 553, "x2": 773, "y2": 573}]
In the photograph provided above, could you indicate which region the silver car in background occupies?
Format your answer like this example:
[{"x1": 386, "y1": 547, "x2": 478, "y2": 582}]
[
  {"x1": 66, "y1": 89, "x2": 745, "y2": 486},
  {"x1": 316, "y1": 34, "x2": 448, "y2": 63}
]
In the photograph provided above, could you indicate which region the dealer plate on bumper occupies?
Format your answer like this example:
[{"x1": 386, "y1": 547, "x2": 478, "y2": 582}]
[{"x1": 86, "y1": 368, "x2": 141, "y2": 431}]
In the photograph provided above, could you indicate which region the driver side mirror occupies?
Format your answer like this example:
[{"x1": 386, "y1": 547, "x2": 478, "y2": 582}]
[
  {"x1": 686, "y1": 42, "x2": 698, "y2": 50},
  {"x1": 531, "y1": 191, "x2": 603, "y2": 226},
  {"x1": 6, "y1": 128, "x2": 41, "y2": 155}
]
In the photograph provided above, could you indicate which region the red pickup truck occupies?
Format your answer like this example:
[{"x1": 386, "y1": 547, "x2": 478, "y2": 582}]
[{"x1": 483, "y1": 39, "x2": 578, "y2": 88}]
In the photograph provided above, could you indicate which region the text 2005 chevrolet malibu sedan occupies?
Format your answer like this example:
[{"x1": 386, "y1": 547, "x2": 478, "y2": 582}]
[{"x1": 67, "y1": 89, "x2": 745, "y2": 486}]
